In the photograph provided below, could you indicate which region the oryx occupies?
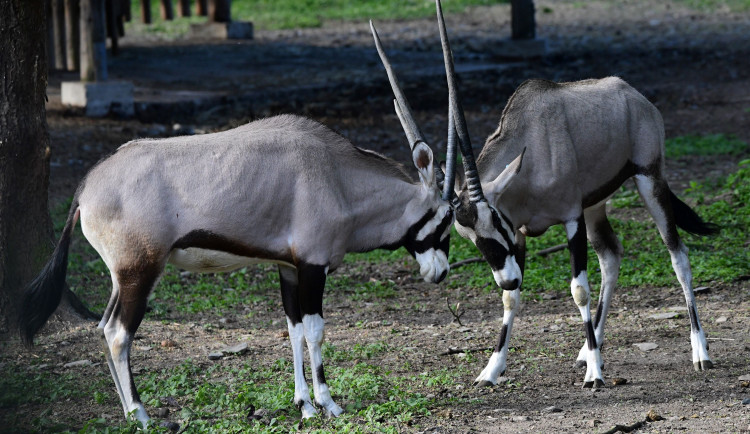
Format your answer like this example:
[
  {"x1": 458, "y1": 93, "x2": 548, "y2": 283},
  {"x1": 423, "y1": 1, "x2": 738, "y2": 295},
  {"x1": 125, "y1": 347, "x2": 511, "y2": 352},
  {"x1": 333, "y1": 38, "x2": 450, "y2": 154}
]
[
  {"x1": 430, "y1": 0, "x2": 717, "y2": 388},
  {"x1": 19, "y1": 112, "x2": 457, "y2": 425}
]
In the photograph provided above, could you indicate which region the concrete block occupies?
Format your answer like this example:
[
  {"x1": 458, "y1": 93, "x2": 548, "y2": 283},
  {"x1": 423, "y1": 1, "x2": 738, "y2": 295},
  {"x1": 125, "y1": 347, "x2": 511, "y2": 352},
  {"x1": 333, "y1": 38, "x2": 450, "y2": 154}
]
[
  {"x1": 190, "y1": 21, "x2": 253, "y2": 40},
  {"x1": 61, "y1": 80, "x2": 134, "y2": 117}
]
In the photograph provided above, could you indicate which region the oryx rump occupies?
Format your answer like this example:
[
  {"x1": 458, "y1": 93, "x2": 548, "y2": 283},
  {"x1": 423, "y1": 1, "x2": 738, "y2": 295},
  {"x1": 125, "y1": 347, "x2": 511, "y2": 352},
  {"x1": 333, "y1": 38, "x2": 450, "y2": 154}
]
[{"x1": 19, "y1": 114, "x2": 455, "y2": 425}]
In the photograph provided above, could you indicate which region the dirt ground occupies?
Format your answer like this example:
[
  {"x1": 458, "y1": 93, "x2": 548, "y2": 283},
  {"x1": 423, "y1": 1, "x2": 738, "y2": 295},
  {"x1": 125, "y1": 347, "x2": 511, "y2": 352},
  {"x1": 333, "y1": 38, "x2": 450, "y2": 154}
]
[{"x1": 4, "y1": 0, "x2": 750, "y2": 432}]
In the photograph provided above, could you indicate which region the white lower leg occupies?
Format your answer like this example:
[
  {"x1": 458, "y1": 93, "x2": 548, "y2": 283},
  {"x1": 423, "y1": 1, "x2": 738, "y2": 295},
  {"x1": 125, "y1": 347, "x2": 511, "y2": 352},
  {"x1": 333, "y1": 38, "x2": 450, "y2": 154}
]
[
  {"x1": 577, "y1": 250, "x2": 618, "y2": 366},
  {"x1": 302, "y1": 314, "x2": 343, "y2": 417},
  {"x1": 104, "y1": 321, "x2": 149, "y2": 425},
  {"x1": 287, "y1": 319, "x2": 316, "y2": 418},
  {"x1": 475, "y1": 289, "x2": 518, "y2": 385},
  {"x1": 571, "y1": 273, "x2": 604, "y2": 387}
]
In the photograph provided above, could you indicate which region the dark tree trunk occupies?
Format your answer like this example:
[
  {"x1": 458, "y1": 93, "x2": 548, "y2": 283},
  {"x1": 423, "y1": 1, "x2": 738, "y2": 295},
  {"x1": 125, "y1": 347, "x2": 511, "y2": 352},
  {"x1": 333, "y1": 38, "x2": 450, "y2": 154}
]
[
  {"x1": 0, "y1": 0, "x2": 96, "y2": 337},
  {"x1": 209, "y1": 0, "x2": 230, "y2": 23},
  {"x1": 511, "y1": 0, "x2": 536, "y2": 40},
  {"x1": 0, "y1": 0, "x2": 55, "y2": 335}
]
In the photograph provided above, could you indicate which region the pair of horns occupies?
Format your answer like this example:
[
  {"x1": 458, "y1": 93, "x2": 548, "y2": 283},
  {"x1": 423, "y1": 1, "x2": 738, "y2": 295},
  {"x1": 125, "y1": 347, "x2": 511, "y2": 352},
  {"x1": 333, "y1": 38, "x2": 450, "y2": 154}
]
[{"x1": 370, "y1": 0, "x2": 485, "y2": 204}]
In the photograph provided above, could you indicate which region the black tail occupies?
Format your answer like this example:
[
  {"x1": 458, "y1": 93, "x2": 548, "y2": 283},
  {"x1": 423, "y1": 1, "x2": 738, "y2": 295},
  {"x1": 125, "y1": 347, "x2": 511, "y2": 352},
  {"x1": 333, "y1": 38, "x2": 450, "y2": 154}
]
[
  {"x1": 19, "y1": 200, "x2": 80, "y2": 346},
  {"x1": 669, "y1": 190, "x2": 719, "y2": 236}
]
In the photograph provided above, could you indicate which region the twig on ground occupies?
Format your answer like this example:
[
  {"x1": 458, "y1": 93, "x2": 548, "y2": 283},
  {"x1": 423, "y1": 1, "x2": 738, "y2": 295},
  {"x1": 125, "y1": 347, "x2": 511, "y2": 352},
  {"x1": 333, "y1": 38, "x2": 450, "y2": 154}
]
[
  {"x1": 449, "y1": 257, "x2": 484, "y2": 269},
  {"x1": 600, "y1": 420, "x2": 645, "y2": 434},
  {"x1": 706, "y1": 337, "x2": 735, "y2": 341},
  {"x1": 440, "y1": 347, "x2": 493, "y2": 356},
  {"x1": 536, "y1": 243, "x2": 567, "y2": 257},
  {"x1": 446, "y1": 297, "x2": 465, "y2": 326}
]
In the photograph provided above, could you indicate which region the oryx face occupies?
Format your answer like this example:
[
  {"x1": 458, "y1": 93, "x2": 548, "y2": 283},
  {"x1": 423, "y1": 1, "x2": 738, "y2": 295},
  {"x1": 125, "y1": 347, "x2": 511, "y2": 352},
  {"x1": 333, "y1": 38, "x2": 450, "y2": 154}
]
[
  {"x1": 405, "y1": 196, "x2": 454, "y2": 283},
  {"x1": 454, "y1": 193, "x2": 521, "y2": 291}
]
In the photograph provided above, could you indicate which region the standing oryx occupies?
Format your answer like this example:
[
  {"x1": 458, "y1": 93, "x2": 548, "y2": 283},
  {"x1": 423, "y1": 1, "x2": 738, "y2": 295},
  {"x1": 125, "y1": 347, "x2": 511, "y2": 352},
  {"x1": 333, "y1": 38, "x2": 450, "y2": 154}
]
[
  {"x1": 19, "y1": 112, "x2": 457, "y2": 425},
  {"x1": 428, "y1": 0, "x2": 717, "y2": 388}
]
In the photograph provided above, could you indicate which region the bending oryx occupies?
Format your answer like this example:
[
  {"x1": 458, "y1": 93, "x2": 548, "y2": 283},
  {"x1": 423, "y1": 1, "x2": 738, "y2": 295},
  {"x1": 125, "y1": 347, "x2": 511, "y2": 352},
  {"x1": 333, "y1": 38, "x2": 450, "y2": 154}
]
[
  {"x1": 431, "y1": 0, "x2": 717, "y2": 388},
  {"x1": 20, "y1": 113, "x2": 457, "y2": 425}
]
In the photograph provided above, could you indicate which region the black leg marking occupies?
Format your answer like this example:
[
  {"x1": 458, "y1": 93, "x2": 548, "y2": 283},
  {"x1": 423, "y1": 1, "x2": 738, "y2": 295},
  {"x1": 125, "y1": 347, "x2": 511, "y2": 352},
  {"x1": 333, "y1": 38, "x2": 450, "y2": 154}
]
[
  {"x1": 493, "y1": 324, "x2": 509, "y2": 353},
  {"x1": 567, "y1": 215, "x2": 588, "y2": 277},
  {"x1": 279, "y1": 266, "x2": 302, "y2": 325},
  {"x1": 689, "y1": 304, "x2": 700, "y2": 332},
  {"x1": 297, "y1": 263, "x2": 327, "y2": 317},
  {"x1": 593, "y1": 301, "x2": 604, "y2": 330},
  {"x1": 316, "y1": 365, "x2": 326, "y2": 386},
  {"x1": 584, "y1": 320, "x2": 597, "y2": 350}
]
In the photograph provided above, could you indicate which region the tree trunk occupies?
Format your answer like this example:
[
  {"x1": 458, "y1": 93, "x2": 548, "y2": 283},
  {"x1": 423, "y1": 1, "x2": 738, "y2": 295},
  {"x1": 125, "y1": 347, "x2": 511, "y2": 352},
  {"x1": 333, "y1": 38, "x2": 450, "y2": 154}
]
[
  {"x1": 0, "y1": 0, "x2": 55, "y2": 335},
  {"x1": 209, "y1": 0, "x2": 230, "y2": 23},
  {"x1": 0, "y1": 0, "x2": 96, "y2": 337},
  {"x1": 511, "y1": 0, "x2": 536, "y2": 40}
]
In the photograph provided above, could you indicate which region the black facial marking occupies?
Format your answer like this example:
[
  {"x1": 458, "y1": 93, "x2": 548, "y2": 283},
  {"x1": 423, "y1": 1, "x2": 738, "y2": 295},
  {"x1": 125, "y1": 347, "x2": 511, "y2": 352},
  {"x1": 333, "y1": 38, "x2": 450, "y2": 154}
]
[
  {"x1": 476, "y1": 237, "x2": 510, "y2": 271},
  {"x1": 584, "y1": 320, "x2": 597, "y2": 350},
  {"x1": 568, "y1": 216, "x2": 588, "y2": 278},
  {"x1": 379, "y1": 207, "x2": 453, "y2": 258},
  {"x1": 494, "y1": 324, "x2": 509, "y2": 353},
  {"x1": 316, "y1": 365, "x2": 327, "y2": 386}
]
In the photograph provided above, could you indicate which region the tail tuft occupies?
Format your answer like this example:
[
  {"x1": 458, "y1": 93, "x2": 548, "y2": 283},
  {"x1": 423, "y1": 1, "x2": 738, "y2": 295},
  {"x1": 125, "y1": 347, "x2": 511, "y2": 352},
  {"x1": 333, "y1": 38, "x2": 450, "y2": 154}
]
[
  {"x1": 18, "y1": 207, "x2": 79, "y2": 346},
  {"x1": 669, "y1": 191, "x2": 719, "y2": 236}
]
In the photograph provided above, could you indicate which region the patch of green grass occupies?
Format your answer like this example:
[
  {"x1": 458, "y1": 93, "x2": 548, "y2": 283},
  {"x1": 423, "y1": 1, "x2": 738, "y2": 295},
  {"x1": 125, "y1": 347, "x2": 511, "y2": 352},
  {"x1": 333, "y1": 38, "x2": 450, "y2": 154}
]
[
  {"x1": 126, "y1": 0, "x2": 508, "y2": 36},
  {"x1": 665, "y1": 134, "x2": 748, "y2": 158},
  {"x1": 672, "y1": 0, "x2": 750, "y2": 11}
]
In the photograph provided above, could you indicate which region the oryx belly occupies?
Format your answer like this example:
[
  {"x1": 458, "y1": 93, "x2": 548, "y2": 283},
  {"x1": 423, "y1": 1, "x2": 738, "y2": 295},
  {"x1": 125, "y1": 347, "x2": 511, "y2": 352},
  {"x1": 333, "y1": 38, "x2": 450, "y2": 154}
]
[{"x1": 168, "y1": 247, "x2": 294, "y2": 273}]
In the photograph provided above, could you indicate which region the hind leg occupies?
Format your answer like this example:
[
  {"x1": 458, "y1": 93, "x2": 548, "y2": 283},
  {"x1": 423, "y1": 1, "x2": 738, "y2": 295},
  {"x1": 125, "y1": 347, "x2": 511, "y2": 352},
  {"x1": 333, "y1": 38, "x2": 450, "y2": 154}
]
[
  {"x1": 634, "y1": 174, "x2": 712, "y2": 370},
  {"x1": 101, "y1": 263, "x2": 163, "y2": 426},
  {"x1": 576, "y1": 205, "x2": 623, "y2": 368}
]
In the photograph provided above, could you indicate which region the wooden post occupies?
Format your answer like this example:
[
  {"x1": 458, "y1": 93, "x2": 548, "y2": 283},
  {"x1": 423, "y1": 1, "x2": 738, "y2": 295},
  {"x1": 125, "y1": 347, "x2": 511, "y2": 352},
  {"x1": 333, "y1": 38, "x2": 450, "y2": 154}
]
[
  {"x1": 80, "y1": 0, "x2": 107, "y2": 81},
  {"x1": 209, "y1": 0, "x2": 230, "y2": 23},
  {"x1": 65, "y1": 0, "x2": 80, "y2": 71},
  {"x1": 510, "y1": 0, "x2": 535, "y2": 40},
  {"x1": 106, "y1": 0, "x2": 120, "y2": 56},
  {"x1": 177, "y1": 0, "x2": 190, "y2": 17},
  {"x1": 141, "y1": 0, "x2": 151, "y2": 24},
  {"x1": 195, "y1": 0, "x2": 207, "y2": 16},
  {"x1": 123, "y1": 0, "x2": 132, "y2": 21},
  {"x1": 160, "y1": 0, "x2": 174, "y2": 20},
  {"x1": 47, "y1": 0, "x2": 56, "y2": 70},
  {"x1": 52, "y1": 0, "x2": 67, "y2": 70}
]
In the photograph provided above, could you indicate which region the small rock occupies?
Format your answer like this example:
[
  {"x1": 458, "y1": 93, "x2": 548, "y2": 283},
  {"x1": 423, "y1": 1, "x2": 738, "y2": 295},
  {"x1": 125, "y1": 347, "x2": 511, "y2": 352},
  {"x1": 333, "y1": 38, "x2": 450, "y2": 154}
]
[
  {"x1": 512, "y1": 416, "x2": 531, "y2": 422},
  {"x1": 667, "y1": 305, "x2": 688, "y2": 311},
  {"x1": 543, "y1": 406, "x2": 563, "y2": 413},
  {"x1": 646, "y1": 408, "x2": 664, "y2": 421},
  {"x1": 738, "y1": 374, "x2": 750, "y2": 381},
  {"x1": 222, "y1": 342, "x2": 248, "y2": 355},
  {"x1": 742, "y1": 398, "x2": 750, "y2": 405},
  {"x1": 633, "y1": 342, "x2": 658, "y2": 352},
  {"x1": 715, "y1": 316, "x2": 728, "y2": 323},
  {"x1": 279, "y1": 330, "x2": 289, "y2": 338},
  {"x1": 136, "y1": 345, "x2": 152, "y2": 352},
  {"x1": 159, "y1": 421, "x2": 180, "y2": 431},
  {"x1": 649, "y1": 312, "x2": 680, "y2": 320},
  {"x1": 64, "y1": 359, "x2": 92, "y2": 368},
  {"x1": 155, "y1": 407, "x2": 169, "y2": 417},
  {"x1": 208, "y1": 352, "x2": 224, "y2": 360},
  {"x1": 612, "y1": 377, "x2": 627, "y2": 386},
  {"x1": 161, "y1": 339, "x2": 177, "y2": 348}
]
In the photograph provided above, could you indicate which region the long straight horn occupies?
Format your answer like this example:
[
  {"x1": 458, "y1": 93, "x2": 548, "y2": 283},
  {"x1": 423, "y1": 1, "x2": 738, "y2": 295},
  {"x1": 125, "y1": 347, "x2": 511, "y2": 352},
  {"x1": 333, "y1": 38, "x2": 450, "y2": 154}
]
[
  {"x1": 436, "y1": 0, "x2": 485, "y2": 203},
  {"x1": 443, "y1": 102, "x2": 458, "y2": 202},
  {"x1": 370, "y1": 20, "x2": 425, "y2": 150}
]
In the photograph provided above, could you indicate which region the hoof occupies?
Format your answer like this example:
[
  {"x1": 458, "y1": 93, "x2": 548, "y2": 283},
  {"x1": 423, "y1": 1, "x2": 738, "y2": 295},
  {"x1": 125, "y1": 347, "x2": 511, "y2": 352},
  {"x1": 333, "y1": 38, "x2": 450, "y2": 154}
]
[
  {"x1": 475, "y1": 380, "x2": 495, "y2": 388},
  {"x1": 582, "y1": 379, "x2": 605, "y2": 389},
  {"x1": 159, "y1": 421, "x2": 180, "y2": 431},
  {"x1": 694, "y1": 360, "x2": 714, "y2": 371}
]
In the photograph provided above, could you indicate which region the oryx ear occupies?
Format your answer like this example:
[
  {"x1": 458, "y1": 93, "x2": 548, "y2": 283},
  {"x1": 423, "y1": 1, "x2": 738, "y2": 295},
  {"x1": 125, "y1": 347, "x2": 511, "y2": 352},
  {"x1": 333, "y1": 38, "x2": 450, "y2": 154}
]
[
  {"x1": 486, "y1": 148, "x2": 525, "y2": 195},
  {"x1": 413, "y1": 142, "x2": 435, "y2": 188}
]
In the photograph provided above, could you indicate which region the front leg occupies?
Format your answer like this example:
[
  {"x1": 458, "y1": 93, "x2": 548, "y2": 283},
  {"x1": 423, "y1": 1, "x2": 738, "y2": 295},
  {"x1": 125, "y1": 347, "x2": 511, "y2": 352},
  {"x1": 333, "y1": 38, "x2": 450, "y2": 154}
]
[
  {"x1": 298, "y1": 264, "x2": 343, "y2": 417},
  {"x1": 566, "y1": 217, "x2": 604, "y2": 388},
  {"x1": 279, "y1": 265, "x2": 317, "y2": 419},
  {"x1": 476, "y1": 231, "x2": 525, "y2": 387}
]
